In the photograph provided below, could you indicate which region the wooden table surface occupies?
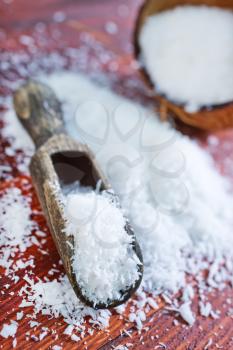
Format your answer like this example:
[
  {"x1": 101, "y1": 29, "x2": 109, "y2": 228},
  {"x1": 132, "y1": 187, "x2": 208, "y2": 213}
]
[{"x1": 1, "y1": 0, "x2": 233, "y2": 349}]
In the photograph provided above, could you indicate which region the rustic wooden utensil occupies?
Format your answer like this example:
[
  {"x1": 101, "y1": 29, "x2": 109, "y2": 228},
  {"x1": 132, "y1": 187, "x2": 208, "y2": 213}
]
[
  {"x1": 134, "y1": 0, "x2": 233, "y2": 131},
  {"x1": 13, "y1": 80, "x2": 143, "y2": 309}
]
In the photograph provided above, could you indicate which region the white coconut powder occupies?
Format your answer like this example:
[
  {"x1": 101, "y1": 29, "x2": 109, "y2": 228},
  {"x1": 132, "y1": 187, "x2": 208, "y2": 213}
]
[
  {"x1": 1, "y1": 71, "x2": 233, "y2": 346},
  {"x1": 45, "y1": 71, "x2": 233, "y2": 310},
  {"x1": 139, "y1": 6, "x2": 233, "y2": 111},
  {"x1": 63, "y1": 185, "x2": 141, "y2": 305}
]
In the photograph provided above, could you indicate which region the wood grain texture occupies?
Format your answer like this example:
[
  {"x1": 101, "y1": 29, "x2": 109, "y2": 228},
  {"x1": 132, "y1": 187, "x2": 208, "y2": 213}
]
[
  {"x1": 134, "y1": 0, "x2": 233, "y2": 131},
  {"x1": 13, "y1": 80, "x2": 65, "y2": 148},
  {"x1": 0, "y1": 0, "x2": 233, "y2": 349}
]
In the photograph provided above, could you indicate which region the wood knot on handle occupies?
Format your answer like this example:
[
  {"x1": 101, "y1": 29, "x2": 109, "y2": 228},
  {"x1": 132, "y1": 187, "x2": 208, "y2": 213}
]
[{"x1": 13, "y1": 87, "x2": 30, "y2": 120}]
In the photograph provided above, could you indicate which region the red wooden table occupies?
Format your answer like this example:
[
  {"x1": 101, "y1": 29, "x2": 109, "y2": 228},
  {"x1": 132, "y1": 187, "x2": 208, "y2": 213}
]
[{"x1": 1, "y1": 0, "x2": 233, "y2": 349}]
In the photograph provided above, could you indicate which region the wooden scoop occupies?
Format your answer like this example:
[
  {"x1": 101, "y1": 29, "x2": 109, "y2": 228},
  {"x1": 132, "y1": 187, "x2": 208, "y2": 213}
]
[
  {"x1": 13, "y1": 80, "x2": 143, "y2": 309},
  {"x1": 135, "y1": 0, "x2": 233, "y2": 131}
]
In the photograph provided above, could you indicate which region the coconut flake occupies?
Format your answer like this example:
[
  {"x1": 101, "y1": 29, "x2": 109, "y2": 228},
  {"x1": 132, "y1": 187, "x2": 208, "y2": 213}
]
[
  {"x1": 0, "y1": 321, "x2": 18, "y2": 338},
  {"x1": 177, "y1": 303, "x2": 195, "y2": 326}
]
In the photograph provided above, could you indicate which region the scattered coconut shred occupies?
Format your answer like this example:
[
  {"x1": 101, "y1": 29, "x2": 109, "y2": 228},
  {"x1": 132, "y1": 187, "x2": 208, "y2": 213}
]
[
  {"x1": 1, "y1": 71, "x2": 233, "y2": 346},
  {"x1": 139, "y1": 5, "x2": 233, "y2": 112},
  {"x1": 0, "y1": 186, "x2": 37, "y2": 272}
]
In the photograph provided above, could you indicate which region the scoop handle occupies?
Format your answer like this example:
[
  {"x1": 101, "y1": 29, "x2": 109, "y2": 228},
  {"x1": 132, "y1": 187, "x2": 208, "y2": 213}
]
[{"x1": 13, "y1": 80, "x2": 65, "y2": 149}]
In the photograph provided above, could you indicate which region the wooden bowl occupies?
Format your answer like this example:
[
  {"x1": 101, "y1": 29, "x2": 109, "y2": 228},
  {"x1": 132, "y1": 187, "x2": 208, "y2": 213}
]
[{"x1": 134, "y1": 0, "x2": 233, "y2": 131}]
